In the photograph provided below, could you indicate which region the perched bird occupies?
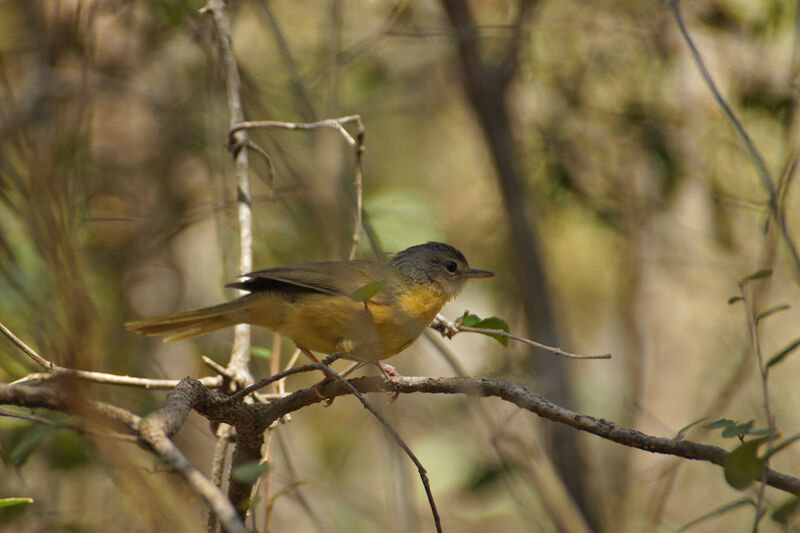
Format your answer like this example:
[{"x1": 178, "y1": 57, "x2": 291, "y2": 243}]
[{"x1": 126, "y1": 242, "x2": 493, "y2": 363}]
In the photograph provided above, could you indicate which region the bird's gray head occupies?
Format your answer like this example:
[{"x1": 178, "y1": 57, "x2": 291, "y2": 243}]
[{"x1": 389, "y1": 242, "x2": 494, "y2": 297}]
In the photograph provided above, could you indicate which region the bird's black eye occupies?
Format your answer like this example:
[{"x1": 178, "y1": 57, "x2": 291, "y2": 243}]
[{"x1": 444, "y1": 261, "x2": 458, "y2": 274}]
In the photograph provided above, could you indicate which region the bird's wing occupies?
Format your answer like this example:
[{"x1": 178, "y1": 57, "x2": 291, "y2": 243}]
[{"x1": 226, "y1": 261, "x2": 395, "y2": 304}]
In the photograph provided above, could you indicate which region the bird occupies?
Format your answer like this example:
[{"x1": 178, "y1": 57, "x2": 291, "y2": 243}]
[{"x1": 125, "y1": 242, "x2": 494, "y2": 364}]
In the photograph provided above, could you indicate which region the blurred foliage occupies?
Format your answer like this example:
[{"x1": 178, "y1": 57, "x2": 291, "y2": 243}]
[{"x1": 1, "y1": 0, "x2": 800, "y2": 532}]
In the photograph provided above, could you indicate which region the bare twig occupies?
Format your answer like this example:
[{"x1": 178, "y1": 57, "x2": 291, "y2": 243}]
[
  {"x1": 2, "y1": 319, "x2": 226, "y2": 389},
  {"x1": 430, "y1": 314, "x2": 611, "y2": 359},
  {"x1": 201, "y1": 0, "x2": 254, "y2": 388},
  {"x1": 0, "y1": 407, "x2": 136, "y2": 442}
]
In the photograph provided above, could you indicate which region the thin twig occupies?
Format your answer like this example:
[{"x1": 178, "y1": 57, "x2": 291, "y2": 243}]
[
  {"x1": 668, "y1": 0, "x2": 800, "y2": 281},
  {"x1": 201, "y1": 0, "x2": 254, "y2": 388},
  {"x1": 0, "y1": 407, "x2": 137, "y2": 442},
  {"x1": 2, "y1": 319, "x2": 227, "y2": 389},
  {"x1": 229, "y1": 116, "x2": 363, "y2": 146},
  {"x1": 431, "y1": 314, "x2": 611, "y2": 359},
  {"x1": 318, "y1": 367, "x2": 442, "y2": 533},
  {"x1": 738, "y1": 278, "x2": 776, "y2": 532}
]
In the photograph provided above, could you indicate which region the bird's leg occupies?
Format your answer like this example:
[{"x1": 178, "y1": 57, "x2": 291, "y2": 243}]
[{"x1": 378, "y1": 362, "x2": 400, "y2": 377}]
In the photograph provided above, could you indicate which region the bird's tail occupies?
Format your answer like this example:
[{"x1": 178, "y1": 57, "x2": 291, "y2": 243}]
[{"x1": 125, "y1": 300, "x2": 246, "y2": 342}]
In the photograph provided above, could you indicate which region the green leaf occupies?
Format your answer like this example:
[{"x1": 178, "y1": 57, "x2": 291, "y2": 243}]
[
  {"x1": 0, "y1": 497, "x2": 33, "y2": 508},
  {"x1": 723, "y1": 437, "x2": 768, "y2": 490},
  {"x1": 676, "y1": 498, "x2": 755, "y2": 532},
  {"x1": 250, "y1": 346, "x2": 272, "y2": 360},
  {"x1": 755, "y1": 304, "x2": 790, "y2": 324},
  {"x1": 727, "y1": 296, "x2": 744, "y2": 304},
  {"x1": 722, "y1": 420, "x2": 754, "y2": 439},
  {"x1": 705, "y1": 418, "x2": 736, "y2": 431},
  {"x1": 349, "y1": 280, "x2": 389, "y2": 302},
  {"x1": 472, "y1": 316, "x2": 510, "y2": 346},
  {"x1": 772, "y1": 496, "x2": 800, "y2": 524},
  {"x1": 7, "y1": 425, "x2": 56, "y2": 467},
  {"x1": 46, "y1": 431, "x2": 91, "y2": 470},
  {"x1": 231, "y1": 461, "x2": 271, "y2": 484},
  {"x1": 456, "y1": 313, "x2": 482, "y2": 327},
  {"x1": 740, "y1": 269, "x2": 773, "y2": 283},
  {"x1": 766, "y1": 337, "x2": 800, "y2": 369}
]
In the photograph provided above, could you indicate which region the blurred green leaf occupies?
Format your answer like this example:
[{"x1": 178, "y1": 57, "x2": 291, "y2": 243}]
[
  {"x1": 740, "y1": 269, "x2": 772, "y2": 283},
  {"x1": 723, "y1": 437, "x2": 768, "y2": 490},
  {"x1": 0, "y1": 498, "x2": 33, "y2": 508},
  {"x1": 6, "y1": 424, "x2": 56, "y2": 467},
  {"x1": 676, "y1": 498, "x2": 755, "y2": 532},
  {"x1": 250, "y1": 346, "x2": 272, "y2": 360},
  {"x1": 349, "y1": 280, "x2": 388, "y2": 302},
  {"x1": 755, "y1": 303, "x2": 790, "y2": 323},
  {"x1": 766, "y1": 337, "x2": 800, "y2": 368},
  {"x1": 722, "y1": 420, "x2": 754, "y2": 439},
  {"x1": 727, "y1": 296, "x2": 743, "y2": 304},
  {"x1": 231, "y1": 461, "x2": 271, "y2": 484},
  {"x1": 46, "y1": 431, "x2": 91, "y2": 470},
  {"x1": 706, "y1": 418, "x2": 736, "y2": 430},
  {"x1": 772, "y1": 496, "x2": 800, "y2": 524}
]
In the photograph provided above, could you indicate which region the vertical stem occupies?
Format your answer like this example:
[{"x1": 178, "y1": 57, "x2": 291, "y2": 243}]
[
  {"x1": 738, "y1": 281, "x2": 774, "y2": 532},
  {"x1": 204, "y1": 0, "x2": 253, "y2": 384}
]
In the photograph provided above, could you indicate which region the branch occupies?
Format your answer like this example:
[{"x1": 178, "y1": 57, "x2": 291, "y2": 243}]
[
  {"x1": 228, "y1": 116, "x2": 366, "y2": 259},
  {"x1": 430, "y1": 314, "x2": 611, "y2": 359},
  {"x1": 200, "y1": 376, "x2": 800, "y2": 496}
]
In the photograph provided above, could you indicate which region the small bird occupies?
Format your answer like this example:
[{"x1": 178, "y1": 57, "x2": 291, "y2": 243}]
[{"x1": 126, "y1": 242, "x2": 494, "y2": 363}]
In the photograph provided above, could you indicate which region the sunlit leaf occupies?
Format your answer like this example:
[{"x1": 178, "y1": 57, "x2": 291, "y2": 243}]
[
  {"x1": 0, "y1": 497, "x2": 33, "y2": 508},
  {"x1": 472, "y1": 316, "x2": 510, "y2": 346},
  {"x1": 349, "y1": 280, "x2": 388, "y2": 302},
  {"x1": 456, "y1": 313, "x2": 482, "y2": 327},
  {"x1": 250, "y1": 346, "x2": 272, "y2": 360},
  {"x1": 723, "y1": 437, "x2": 768, "y2": 490},
  {"x1": 231, "y1": 461, "x2": 271, "y2": 484},
  {"x1": 766, "y1": 338, "x2": 800, "y2": 369}
]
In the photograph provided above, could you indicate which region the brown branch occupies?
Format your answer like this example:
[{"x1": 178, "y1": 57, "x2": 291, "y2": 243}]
[
  {"x1": 199, "y1": 377, "x2": 800, "y2": 496},
  {"x1": 138, "y1": 382, "x2": 247, "y2": 533},
  {"x1": 5, "y1": 373, "x2": 800, "y2": 533}
]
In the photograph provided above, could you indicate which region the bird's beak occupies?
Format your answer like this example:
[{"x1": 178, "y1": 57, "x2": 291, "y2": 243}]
[{"x1": 465, "y1": 268, "x2": 495, "y2": 279}]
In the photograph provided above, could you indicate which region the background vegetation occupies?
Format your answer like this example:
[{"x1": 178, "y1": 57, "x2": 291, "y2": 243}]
[{"x1": 1, "y1": 0, "x2": 799, "y2": 531}]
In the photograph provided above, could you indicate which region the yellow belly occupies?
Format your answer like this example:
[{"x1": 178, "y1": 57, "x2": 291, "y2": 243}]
[{"x1": 262, "y1": 285, "x2": 447, "y2": 361}]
